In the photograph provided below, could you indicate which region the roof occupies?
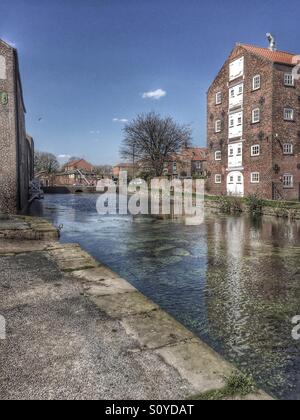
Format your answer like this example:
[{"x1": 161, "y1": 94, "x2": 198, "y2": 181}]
[
  {"x1": 240, "y1": 44, "x2": 298, "y2": 65},
  {"x1": 65, "y1": 159, "x2": 92, "y2": 166},
  {"x1": 181, "y1": 147, "x2": 208, "y2": 161},
  {"x1": 114, "y1": 163, "x2": 134, "y2": 168},
  {"x1": 169, "y1": 147, "x2": 208, "y2": 162}
]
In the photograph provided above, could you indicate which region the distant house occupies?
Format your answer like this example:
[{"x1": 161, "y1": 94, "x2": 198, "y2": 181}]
[
  {"x1": 113, "y1": 163, "x2": 135, "y2": 179},
  {"x1": 163, "y1": 147, "x2": 208, "y2": 178},
  {"x1": 38, "y1": 159, "x2": 97, "y2": 187},
  {"x1": 63, "y1": 159, "x2": 94, "y2": 173}
]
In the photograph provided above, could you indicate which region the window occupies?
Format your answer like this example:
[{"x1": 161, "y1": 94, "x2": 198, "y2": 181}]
[
  {"x1": 215, "y1": 151, "x2": 222, "y2": 161},
  {"x1": 196, "y1": 162, "x2": 201, "y2": 169},
  {"x1": 237, "y1": 175, "x2": 242, "y2": 184},
  {"x1": 237, "y1": 117, "x2": 242, "y2": 125},
  {"x1": 284, "y1": 108, "x2": 294, "y2": 121},
  {"x1": 215, "y1": 120, "x2": 222, "y2": 133},
  {"x1": 230, "y1": 118, "x2": 234, "y2": 128},
  {"x1": 284, "y1": 73, "x2": 294, "y2": 87},
  {"x1": 283, "y1": 143, "x2": 293, "y2": 155},
  {"x1": 237, "y1": 146, "x2": 242, "y2": 156},
  {"x1": 283, "y1": 174, "x2": 293, "y2": 188},
  {"x1": 251, "y1": 145, "x2": 260, "y2": 156},
  {"x1": 251, "y1": 172, "x2": 260, "y2": 183},
  {"x1": 229, "y1": 176, "x2": 234, "y2": 183},
  {"x1": 173, "y1": 162, "x2": 177, "y2": 172},
  {"x1": 215, "y1": 174, "x2": 222, "y2": 184},
  {"x1": 229, "y1": 147, "x2": 234, "y2": 157},
  {"x1": 238, "y1": 85, "x2": 243, "y2": 95},
  {"x1": 253, "y1": 75, "x2": 261, "y2": 91},
  {"x1": 216, "y1": 92, "x2": 222, "y2": 105},
  {"x1": 252, "y1": 108, "x2": 260, "y2": 123}
]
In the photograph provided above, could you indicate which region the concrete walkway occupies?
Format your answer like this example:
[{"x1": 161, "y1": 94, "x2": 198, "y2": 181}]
[{"x1": 0, "y1": 232, "x2": 272, "y2": 400}]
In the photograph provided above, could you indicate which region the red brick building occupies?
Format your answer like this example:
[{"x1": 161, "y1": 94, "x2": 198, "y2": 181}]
[
  {"x1": 112, "y1": 163, "x2": 135, "y2": 179},
  {"x1": 63, "y1": 159, "x2": 93, "y2": 173},
  {"x1": 206, "y1": 37, "x2": 300, "y2": 200},
  {"x1": 163, "y1": 147, "x2": 208, "y2": 178}
]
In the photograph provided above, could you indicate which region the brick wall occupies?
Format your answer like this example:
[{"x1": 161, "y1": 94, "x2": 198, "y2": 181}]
[
  {"x1": 0, "y1": 40, "x2": 33, "y2": 214},
  {"x1": 206, "y1": 43, "x2": 300, "y2": 200}
]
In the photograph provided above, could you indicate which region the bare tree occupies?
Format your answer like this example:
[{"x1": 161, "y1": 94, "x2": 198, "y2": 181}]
[
  {"x1": 34, "y1": 151, "x2": 60, "y2": 174},
  {"x1": 93, "y1": 165, "x2": 113, "y2": 177},
  {"x1": 120, "y1": 112, "x2": 192, "y2": 177}
]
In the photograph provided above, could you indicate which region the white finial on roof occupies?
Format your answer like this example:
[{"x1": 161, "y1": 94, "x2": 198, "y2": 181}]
[{"x1": 266, "y1": 33, "x2": 277, "y2": 51}]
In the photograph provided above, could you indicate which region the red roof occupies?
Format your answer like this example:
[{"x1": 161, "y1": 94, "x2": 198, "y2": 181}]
[
  {"x1": 182, "y1": 147, "x2": 208, "y2": 161},
  {"x1": 170, "y1": 147, "x2": 208, "y2": 162},
  {"x1": 240, "y1": 44, "x2": 298, "y2": 65}
]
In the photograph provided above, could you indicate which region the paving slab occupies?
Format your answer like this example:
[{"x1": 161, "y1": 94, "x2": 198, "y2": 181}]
[
  {"x1": 121, "y1": 310, "x2": 194, "y2": 350},
  {"x1": 72, "y1": 267, "x2": 136, "y2": 295},
  {"x1": 89, "y1": 291, "x2": 159, "y2": 318}
]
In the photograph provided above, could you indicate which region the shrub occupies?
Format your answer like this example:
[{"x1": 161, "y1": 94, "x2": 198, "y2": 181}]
[
  {"x1": 218, "y1": 196, "x2": 242, "y2": 214},
  {"x1": 246, "y1": 193, "x2": 263, "y2": 216}
]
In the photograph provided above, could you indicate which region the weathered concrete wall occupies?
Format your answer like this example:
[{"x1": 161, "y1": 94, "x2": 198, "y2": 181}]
[{"x1": 0, "y1": 39, "x2": 33, "y2": 214}]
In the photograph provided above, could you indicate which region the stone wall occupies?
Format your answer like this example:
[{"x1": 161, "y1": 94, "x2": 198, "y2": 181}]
[{"x1": 0, "y1": 39, "x2": 34, "y2": 214}]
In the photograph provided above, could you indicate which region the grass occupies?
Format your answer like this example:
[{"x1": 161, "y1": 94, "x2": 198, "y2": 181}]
[
  {"x1": 188, "y1": 372, "x2": 257, "y2": 401},
  {"x1": 205, "y1": 194, "x2": 300, "y2": 210}
]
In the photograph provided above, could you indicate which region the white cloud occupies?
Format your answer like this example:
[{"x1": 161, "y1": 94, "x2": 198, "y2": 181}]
[
  {"x1": 57, "y1": 154, "x2": 71, "y2": 160},
  {"x1": 142, "y1": 89, "x2": 166, "y2": 100},
  {"x1": 90, "y1": 130, "x2": 100, "y2": 134},
  {"x1": 113, "y1": 118, "x2": 129, "y2": 123}
]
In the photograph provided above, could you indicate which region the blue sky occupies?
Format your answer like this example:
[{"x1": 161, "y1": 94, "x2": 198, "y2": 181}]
[{"x1": 1, "y1": 0, "x2": 300, "y2": 165}]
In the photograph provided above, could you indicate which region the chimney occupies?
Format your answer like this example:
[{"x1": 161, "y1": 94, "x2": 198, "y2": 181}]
[{"x1": 266, "y1": 33, "x2": 277, "y2": 51}]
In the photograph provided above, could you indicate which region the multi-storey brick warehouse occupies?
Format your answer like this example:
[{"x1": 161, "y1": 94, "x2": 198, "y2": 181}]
[
  {"x1": 0, "y1": 39, "x2": 34, "y2": 213},
  {"x1": 206, "y1": 39, "x2": 300, "y2": 200}
]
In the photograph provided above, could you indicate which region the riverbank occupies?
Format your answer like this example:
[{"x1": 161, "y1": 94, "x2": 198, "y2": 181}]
[
  {"x1": 0, "y1": 216, "x2": 272, "y2": 400},
  {"x1": 204, "y1": 195, "x2": 300, "y2": 219}
]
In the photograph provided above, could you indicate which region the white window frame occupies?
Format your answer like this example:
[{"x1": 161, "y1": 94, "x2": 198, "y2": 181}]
[
  {"x1": 215, "y1": 120, "x2": 222, "y2": 133},
  {"x1": 252, "y1": 108, "x2": 260, "y2": 124},
  {"x1": 283, "y1": 143, "x2": 293, "y2": 155},
  {"x1": 284, "y1": 73, "x2": 294, "y2": 87},
  {"x1": 215, "y1": 151, "x2": 222, "y2": 161},
  {"x1": 284, "y1": 108, "x2": 294, "y2": 121},
  {"x1": 215, "y1": 174, "x2": 222, "y2": 184},
  {"x1": 215, "y1": 92, "x2": 222, "y2": 105},
  {"x1": 253, "y1": 75, "x2": 261, "y2": 91},
  {"x1": 251, "y1": 172, "x2": 260, "y2": 183},
  {"x1": 251, "y1": 145, "x2": 260, "y2": 156},
  {"x1": 283, "y1": 174, "x2": 293, "y2": 188}
]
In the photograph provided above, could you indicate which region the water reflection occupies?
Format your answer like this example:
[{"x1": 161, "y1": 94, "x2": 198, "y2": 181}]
[{"x1": 29, "y1": 194, "x2": 300, "y2": 399}]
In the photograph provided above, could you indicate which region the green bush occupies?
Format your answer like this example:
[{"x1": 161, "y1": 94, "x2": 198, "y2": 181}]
[
  {"x1": 218, "y1": 196, "x2": 242, "y2": 214},
  {"x1": 246, "y1": 193, "x2": 264, "y2": 216}
]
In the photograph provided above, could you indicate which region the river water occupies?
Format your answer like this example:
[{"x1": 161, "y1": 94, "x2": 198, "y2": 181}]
[{"x1": 29, "y1": 193, "x2": 300, "y2": 399}]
